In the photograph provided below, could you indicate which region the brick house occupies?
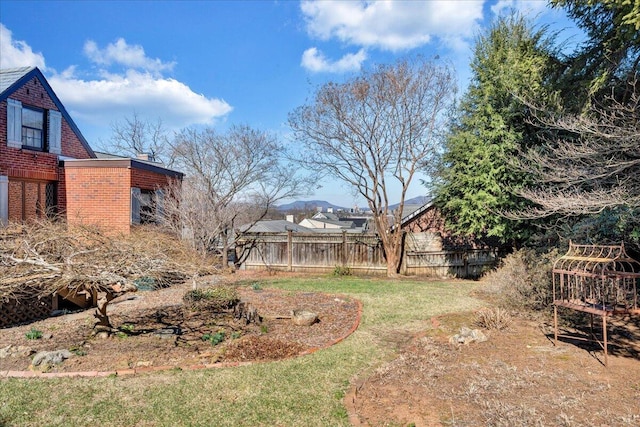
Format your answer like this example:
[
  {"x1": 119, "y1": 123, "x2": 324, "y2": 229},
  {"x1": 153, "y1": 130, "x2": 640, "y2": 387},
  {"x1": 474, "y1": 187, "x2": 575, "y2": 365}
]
[{"x1": 1, "y1": 66, "x2": 182, "y2": 233}]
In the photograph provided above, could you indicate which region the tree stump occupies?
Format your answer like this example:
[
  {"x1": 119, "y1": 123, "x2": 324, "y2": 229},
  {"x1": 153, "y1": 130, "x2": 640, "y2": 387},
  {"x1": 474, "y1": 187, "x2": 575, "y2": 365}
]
[{"x1": 234, "y1": 301, "x2": 261, "y2": 324}]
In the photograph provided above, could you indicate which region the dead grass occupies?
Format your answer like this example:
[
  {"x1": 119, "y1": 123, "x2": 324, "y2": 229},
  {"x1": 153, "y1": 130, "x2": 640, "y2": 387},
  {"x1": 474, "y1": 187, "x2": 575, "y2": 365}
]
[
  {"x1": 481, "y1": 248, "x2": 558, "y2": 311},
  {"x1": 474, "y1": 307, "x2": 513, "y2": 330},
  {"x1": 350, "y1": 306, "x2": 640, "y2": 427}
]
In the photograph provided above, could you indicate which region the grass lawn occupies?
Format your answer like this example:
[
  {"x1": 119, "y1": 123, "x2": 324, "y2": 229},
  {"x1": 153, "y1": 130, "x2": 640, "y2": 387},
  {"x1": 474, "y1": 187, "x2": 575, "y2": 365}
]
[{"x1": 0, "y1": 275, "x2": 483, "y2": 427}]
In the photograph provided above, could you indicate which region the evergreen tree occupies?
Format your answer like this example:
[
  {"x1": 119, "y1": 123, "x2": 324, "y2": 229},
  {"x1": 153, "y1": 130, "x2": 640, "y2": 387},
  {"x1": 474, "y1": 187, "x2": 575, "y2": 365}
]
[
  {"x1": 435, "y1": 15, "x2": 559, "y2": 245},
  {"x1": 552, "y1": 0, "x2": 640, "y2": 106},
  {"x1": 514, "y1": 1, "x2": 640, "y2": 252}
]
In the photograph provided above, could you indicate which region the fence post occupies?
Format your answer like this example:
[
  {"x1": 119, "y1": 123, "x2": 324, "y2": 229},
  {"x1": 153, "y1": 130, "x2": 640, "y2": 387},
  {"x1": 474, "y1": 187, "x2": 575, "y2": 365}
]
[
  {"x1": 287, "y1": 230, "x2": 293, "y2": 272},
  {"x1": 342, "y1": 230, "x2": 347, "y2": 266},
  {"x1": 464, "y1": 251, "x2": 469, "y2": 278}
]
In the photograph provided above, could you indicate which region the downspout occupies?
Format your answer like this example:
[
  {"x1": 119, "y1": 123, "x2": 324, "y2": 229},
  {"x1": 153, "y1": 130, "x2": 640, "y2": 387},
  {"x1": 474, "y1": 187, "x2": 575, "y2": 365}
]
[{"x1": 0, "y1": 176, "x2": 8, "y2": 225}]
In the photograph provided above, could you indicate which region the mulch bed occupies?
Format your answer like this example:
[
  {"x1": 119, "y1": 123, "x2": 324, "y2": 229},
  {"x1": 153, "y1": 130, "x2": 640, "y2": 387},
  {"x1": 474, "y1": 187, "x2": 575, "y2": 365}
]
[{"x1": 0, "y1": 281, "x2": 361, "y2": 373}]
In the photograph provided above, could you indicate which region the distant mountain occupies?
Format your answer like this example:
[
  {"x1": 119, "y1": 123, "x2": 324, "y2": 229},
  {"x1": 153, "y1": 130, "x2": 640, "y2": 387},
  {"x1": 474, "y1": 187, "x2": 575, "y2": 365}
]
[{"x1": 276, "y1": 200, "x2": 349, "y2": 212}]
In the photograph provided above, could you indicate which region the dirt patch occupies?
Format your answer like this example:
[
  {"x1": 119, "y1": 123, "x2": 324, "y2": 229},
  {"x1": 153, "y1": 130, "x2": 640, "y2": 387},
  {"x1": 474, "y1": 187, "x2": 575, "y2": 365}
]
[
  {"x1": 0, "y1": 279, "x2": 360, "y2": 373},
  {"x1": 347, "y1": 312, "x2": 640, "y2": 427}
]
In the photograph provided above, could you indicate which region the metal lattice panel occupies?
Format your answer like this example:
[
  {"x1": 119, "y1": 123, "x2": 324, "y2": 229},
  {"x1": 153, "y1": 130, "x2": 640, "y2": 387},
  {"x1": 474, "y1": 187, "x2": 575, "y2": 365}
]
[
  {"x1": 45, "y1": 182, "x2": 57, "y2": 217},
  {"x1": 552, "y1": 241, "x2": 640, "y2": 366}
]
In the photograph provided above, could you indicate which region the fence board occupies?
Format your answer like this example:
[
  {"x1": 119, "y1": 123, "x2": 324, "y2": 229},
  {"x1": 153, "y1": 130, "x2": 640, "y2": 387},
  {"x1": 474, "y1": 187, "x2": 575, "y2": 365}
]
[{"x1": 236, "y1": 231, "x2": 497, "y2": 278}]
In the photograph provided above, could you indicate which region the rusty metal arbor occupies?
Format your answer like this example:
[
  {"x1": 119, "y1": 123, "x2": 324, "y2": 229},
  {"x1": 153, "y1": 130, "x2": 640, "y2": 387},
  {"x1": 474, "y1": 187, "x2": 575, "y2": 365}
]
[{"x1": 552, "y1": 241, "x2": 640, "y2": 366}]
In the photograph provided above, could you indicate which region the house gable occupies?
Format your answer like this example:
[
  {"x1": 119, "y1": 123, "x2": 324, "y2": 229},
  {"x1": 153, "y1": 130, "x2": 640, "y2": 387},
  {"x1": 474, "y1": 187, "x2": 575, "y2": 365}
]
[
  {"x1": 1, "y1": 67, "x2": 98, "y2": 223},
  {"x1": 0, "y1": 67, "x2": 95, "y2": 158},
  {"x1": 1, "y1": 67, "x2": 184, "y2": 232}
]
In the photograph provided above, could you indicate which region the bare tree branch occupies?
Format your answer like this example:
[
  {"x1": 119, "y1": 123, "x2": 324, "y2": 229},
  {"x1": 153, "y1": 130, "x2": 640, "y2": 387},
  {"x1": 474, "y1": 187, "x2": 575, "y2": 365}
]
[
  {"x1": 0, "y1": 221, "x2": 210, "y2": 328},
  {"x1": 158, "y1": 125, "x2": 309, "y2": 260},
  {"x1": 98, "y1": 112, "x2": 174, "y2": 166},
  {"x1": 289, "y1": 58, "x2": 456, "y2": 276},
  {"x1": 513, "y1": 81, "x2": 640, "y2": 219}
]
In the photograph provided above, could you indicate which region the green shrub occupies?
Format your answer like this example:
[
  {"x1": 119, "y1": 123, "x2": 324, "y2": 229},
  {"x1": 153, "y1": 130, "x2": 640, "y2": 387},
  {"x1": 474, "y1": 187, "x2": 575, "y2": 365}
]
[
  {"x1": 119, "y1": 323, "x2": 135, "y2": 333},
  {"x1": 25, "y1": 328, "x2": 43, "y2": 340},
  {"x1": 202, "y1": 331, "x2": 225, "y2": 346},
  {"x1": 333, "y1": 265, "x2": 352, "y2": 276},
  {"x1": 483, "y1": 248, "x2": 558, "y2": 311},
  {"x1": 69, "y1": 345, "x2": 87, "y2": 356}
]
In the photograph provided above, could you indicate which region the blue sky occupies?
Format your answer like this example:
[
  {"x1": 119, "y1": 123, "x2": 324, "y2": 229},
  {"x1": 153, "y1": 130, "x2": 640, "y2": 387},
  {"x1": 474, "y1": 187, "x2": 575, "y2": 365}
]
[{"x1": 0, "y1": 0, "x2": 579, "y2": 208}]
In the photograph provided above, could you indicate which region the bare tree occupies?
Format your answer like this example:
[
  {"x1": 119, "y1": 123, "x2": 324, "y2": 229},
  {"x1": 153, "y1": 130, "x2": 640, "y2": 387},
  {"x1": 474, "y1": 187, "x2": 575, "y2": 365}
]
[
  {"x1": 515, "y1": 86, "x2": 639, "y2": 218},
  {"x1": 160, "y1": 125, "x2": 308, "y2": 263},
  {"x1": 288, "y1": 58, "x2": 456, "y2": 276},
  {"x1": 100, "y1": 112, "x2": 173, "y2": 165}
]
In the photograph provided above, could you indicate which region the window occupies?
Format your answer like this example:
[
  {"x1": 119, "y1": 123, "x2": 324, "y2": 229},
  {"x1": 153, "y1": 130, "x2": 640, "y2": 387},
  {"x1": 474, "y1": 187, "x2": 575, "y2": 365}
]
[
  {"x1": 6, "y1": 99, "x2": 62, "y2": 154},
  {"x1": 131, "y1": 187, "x2": 164, "y2": 225},
  {"x1": 21, "y1": 107, "x2": 45, "y2": 150}
]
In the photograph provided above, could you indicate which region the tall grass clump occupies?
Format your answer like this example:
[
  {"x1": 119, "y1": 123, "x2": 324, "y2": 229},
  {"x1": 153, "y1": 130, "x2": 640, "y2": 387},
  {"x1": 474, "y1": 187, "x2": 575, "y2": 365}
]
[{"x1": 483, "y1": 248, "x2": 558, "y2": 311}]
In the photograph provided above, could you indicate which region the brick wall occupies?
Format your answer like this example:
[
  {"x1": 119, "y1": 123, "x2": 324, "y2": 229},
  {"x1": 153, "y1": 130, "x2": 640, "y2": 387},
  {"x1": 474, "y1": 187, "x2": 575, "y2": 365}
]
[
  {"x1": 0, "y1": 76, "x2": 91, "y2": 160},
  {"x1": 65, "y1": 166, "x2": 132, "y2": 234},
  {"x1": 403, "y1": 206, "x2": 446, "y2": 233},
  {"x1": 8, "y1": 180, "x2": 22, "y2": 221},
  {"x1": 1, "y1": 75, "x2": 93, "y2": 221},
  {"x1": 131, "y1": 167, "x2": 173, "y2": 190},
  {"x1": 7, "y1": 180, "x2": 49, "y2": 222}
]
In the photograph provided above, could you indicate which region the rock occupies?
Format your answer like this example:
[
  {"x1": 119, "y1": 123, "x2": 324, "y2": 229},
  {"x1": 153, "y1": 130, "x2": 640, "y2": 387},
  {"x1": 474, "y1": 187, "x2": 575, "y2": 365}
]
[
  {"x1": 16, "y1": 346, "x2": 35, "y2": 357},
  {"x1": 449, "y1": 326, "x2": 487, "y2": 345},
  {"x1": 95, "y1": 331, "x2": 110, "y2": 339},
  {"x1": 135, "y1": 360, "x2": 153, "y2": 367},
  {"x1": 0, "y1": 345, "x2": 12, "y2": 359},
  {"x1": 43, "y1": 332, "x2": 53, "y2": 340},
  {"x1": 291, "y1": 310, "x2": 318, "y2": 326},
  {"x1": 153, "y1": 326, "x2": 182, "y2": 339},
  {"x1": 1, "y1": 345, "x2": 35, "y2": 358},
  {"x1": 32, "y1": 349, "x2": 72, "y2": 367}
]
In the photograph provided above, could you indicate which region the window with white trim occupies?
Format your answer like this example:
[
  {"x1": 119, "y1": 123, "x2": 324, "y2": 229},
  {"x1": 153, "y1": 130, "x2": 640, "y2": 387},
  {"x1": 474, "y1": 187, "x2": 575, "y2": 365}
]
[{"x1": 21, "y1": 106, "x2": 45, "y2": 150}]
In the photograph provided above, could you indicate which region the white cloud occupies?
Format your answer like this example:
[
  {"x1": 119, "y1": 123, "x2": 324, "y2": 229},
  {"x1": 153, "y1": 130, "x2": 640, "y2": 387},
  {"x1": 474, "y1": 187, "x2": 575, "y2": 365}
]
[
  {"x1": 49, "y1": 70, "x2": 232, "y2": 130},
  {"x1": 83, "y1": 38, "x2": 175, "y2": 74},
  {"x1": 0, "y1": 23, "x2": 46, "y2": 69},
  {"x1": 0, "y1": 25, "x2": 232, "y2": 140},
  {"x1": 301, "y1": 47, "x2": 367, "y2": 73},
  {"x1": 491, "y1": 0, "x2": 548, "y2": 18},
  {"x1": 300, "y1": 0, "x2": 484, "y2": 52}
]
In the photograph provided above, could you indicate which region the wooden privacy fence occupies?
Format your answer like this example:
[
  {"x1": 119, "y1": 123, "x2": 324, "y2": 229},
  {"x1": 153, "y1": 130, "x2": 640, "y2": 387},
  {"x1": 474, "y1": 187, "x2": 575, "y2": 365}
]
[{"x1": 236, "y1": 231, "x2": 498, "y2": 278}]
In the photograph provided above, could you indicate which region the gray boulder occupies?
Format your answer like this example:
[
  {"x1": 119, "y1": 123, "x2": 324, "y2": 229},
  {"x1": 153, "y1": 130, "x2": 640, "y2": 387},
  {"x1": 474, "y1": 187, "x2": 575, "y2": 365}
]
[{"x1": 32, "y1": 349, "x2": 73, "y2": 367}]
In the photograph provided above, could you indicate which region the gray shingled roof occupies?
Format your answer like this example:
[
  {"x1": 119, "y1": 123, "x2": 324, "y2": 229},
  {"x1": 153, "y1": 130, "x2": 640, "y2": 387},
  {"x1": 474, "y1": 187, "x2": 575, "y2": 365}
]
[
  {"x1": 314, "y1": 212, "x2": 340, "y2": 221},
  {"x1": 0, "y1": 67, "x2": 34, "y2": 94},
  {"x1": 241, "y1": 220, "x2": 314, "y2": 233}
]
